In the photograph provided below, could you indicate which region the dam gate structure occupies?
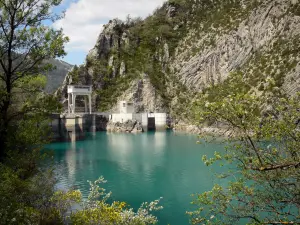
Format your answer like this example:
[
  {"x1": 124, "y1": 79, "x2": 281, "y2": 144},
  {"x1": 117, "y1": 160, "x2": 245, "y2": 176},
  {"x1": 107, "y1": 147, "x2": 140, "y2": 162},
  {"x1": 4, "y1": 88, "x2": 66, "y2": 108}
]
[
  {"x1": 50, "y1": 113, "x2": 109, "y2": 142},
  {"x1": 67, "y1": 85, "x2": 92, "y2": 114}
]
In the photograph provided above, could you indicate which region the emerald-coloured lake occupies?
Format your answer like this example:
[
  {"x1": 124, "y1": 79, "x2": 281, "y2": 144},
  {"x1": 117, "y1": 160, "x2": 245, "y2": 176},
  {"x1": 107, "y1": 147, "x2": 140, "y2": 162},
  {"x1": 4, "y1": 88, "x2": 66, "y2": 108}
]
[{"x1": 47, "y1": 131, "x2": 227, "y2": 225}]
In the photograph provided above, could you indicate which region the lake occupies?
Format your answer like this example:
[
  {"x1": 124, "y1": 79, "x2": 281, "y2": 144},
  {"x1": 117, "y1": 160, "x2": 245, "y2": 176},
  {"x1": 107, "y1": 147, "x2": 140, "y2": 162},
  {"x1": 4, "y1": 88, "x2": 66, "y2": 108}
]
[{"x1": 46, "y1": 131, "x2": 228, "y2": 225}]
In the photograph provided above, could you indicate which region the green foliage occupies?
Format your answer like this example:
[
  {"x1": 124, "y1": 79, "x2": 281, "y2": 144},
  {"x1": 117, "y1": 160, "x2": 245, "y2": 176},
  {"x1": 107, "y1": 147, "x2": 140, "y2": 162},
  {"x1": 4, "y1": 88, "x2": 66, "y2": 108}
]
[
  {"x1": 189, "y1": 73, "x2": 300, "y2": 224},
  {"x1": 175, "y1": 0, "x2": 263, "y2": 56},
  {"x1": 0, "y1": 1, "x2": 74, "y2": 224},
  {"x1": 242, "y1": 34, "x2": 300, "y2": 88},
  {"x1": 90, "y1": 0, "x2": 267, "y2": 111},
  {"x1": 68, "y1": 65, "x2": 81, "y2": 84},
  {"x1": 0, "y1": 166, "x2": 163, "y2": 225},
  {"x1": 0, "y1": 1, "x2": 163, "y2": 224},
  {"x1": 89, "y1": 0, "x2": 191, "y2": 110},
  {"x1": 0, "y1": 159, "x2": 83, "y2": 225},
  {"x1": 96, "y1": 75, "x2": 134, "y2": 112},
  {"x1": 0, "y1": 165, "x2": 56, "y2": 224},
  {"x1": 70, "y1": 177, "x2": 163, "y2": 225},
  {"x1": 0, "y1": 0, "x2": 68, "y2": 159}
]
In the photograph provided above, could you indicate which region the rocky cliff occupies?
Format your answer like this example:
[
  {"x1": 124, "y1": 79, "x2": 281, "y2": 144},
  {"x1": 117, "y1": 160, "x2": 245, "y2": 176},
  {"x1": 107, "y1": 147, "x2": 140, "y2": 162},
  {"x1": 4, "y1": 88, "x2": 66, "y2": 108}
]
[{"x1": 58, "y1": 0, "x2": 300, "y2": 123}]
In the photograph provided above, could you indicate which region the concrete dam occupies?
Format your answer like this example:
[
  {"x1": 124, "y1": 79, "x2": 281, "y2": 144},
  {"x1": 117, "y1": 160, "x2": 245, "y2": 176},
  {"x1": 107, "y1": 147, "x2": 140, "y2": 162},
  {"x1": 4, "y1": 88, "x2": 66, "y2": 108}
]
[
  {"x1": 50, "y1": 85, "x2": 168, "y2": 142},
  {"x1": 50, "y1": 112, "x2": 168, "y2": 142}
]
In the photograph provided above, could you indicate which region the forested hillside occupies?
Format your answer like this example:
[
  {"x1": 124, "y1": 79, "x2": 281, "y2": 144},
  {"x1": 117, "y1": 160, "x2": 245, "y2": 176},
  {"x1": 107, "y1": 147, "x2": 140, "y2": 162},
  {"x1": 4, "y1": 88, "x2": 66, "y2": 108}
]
[{"x1": 58, "y1": 0, "x2": 300, "y2": 125}]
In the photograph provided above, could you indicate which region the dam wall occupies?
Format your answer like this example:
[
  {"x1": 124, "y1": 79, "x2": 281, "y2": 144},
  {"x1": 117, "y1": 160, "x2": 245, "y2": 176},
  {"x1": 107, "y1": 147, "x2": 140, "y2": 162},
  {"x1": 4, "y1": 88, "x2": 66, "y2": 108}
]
[
  {"x1": 50, "y1": 112, "x2": 167, "y2": 142},
  {"x1": 50, "y1": 114, "x2": 108, "y2": 142},
  {"x1": 111, "y1": 113, "x2": 167, "y2": 131}
]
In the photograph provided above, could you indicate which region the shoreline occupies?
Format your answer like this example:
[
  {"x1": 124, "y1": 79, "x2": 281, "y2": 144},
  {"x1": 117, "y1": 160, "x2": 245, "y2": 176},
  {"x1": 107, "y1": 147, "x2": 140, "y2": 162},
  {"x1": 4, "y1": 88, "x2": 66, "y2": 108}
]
[
  {"x1": 173, "y1": 124, "x2": 237, "y2": 138},
  {"x1": 50, "y1": 125, "x2": 237, "y2": 143}
]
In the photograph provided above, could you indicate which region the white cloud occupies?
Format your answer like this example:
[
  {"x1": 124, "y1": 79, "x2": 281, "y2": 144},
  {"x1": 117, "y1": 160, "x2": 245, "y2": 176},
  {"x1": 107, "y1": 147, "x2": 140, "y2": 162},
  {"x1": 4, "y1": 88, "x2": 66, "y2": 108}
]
[{"x1": 54, "y1": 0, "x2": 166, "y2": 53}]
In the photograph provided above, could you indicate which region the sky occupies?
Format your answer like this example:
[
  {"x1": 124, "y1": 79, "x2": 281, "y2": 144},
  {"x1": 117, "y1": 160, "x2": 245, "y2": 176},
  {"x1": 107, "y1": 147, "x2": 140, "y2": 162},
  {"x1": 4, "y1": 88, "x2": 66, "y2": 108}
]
[{"x1": 52, "y1": 0, "x2": 166, "y2": 65}]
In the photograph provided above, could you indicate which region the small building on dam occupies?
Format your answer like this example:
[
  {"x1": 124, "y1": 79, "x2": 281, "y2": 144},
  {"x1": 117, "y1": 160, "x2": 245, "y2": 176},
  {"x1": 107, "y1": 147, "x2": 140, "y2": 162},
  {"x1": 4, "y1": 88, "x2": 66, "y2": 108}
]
[
  {"x1": 110, "y1": 101, "x2": 167, "y2": 131},
  {"x1": 50, "y1": 85, "x2": 168, "y2": 142}
]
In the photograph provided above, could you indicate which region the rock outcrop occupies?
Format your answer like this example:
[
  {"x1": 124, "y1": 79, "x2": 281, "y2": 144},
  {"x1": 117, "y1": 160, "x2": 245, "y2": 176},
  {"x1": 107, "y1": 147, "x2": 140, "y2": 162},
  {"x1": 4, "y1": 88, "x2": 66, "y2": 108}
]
[
  {"x1": 173, "y1": 123, "x2": 237, "y2": 138},
  {"x1": 107, "y1": 120, "x2": 143, "y2": 133}
]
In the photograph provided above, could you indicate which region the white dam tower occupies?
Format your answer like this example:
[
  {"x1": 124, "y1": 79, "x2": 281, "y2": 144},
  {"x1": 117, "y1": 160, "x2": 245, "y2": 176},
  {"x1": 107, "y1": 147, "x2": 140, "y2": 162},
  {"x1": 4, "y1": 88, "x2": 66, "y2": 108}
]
[{"x1": 67, "y1": 85, "x2": 92, "y2": 114}]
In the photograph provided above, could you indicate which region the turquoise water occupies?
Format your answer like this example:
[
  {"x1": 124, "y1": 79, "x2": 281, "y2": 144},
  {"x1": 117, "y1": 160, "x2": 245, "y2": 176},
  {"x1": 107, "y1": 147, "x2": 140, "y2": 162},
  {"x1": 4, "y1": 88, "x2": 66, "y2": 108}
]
[{"x1": 47, "y1": 131, "x2": 227, "y2": 225}]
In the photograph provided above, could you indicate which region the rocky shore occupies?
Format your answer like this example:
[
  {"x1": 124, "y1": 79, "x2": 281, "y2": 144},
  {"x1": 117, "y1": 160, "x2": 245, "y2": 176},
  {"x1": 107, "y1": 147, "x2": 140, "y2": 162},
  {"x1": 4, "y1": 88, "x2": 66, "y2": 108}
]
[
  {"x1": 103, "y1": 119, "x2": 236, "y2": 137},
  {"x1": 173, "y1": 124, "x2": 237, "y2": 138},
  {"x1": 106, "y1": 120, "x2": 143, "y2": 133}
]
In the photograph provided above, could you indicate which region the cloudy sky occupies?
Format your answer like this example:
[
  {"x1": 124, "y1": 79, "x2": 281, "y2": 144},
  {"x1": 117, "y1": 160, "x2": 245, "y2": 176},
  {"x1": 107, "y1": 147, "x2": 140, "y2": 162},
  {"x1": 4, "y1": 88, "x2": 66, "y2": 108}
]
[{"x1": 53, "y1": 0, "x2": 166, "y2": 65}]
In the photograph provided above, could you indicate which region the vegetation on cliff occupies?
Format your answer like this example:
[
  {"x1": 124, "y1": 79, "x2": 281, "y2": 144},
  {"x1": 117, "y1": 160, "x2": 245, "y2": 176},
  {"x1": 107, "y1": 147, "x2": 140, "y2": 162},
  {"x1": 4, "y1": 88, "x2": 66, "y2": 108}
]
[
  {"x1": 84, "y1": 1, "x2": 190, "y2": 111},
  {"x1": 66, "y1": 0, "x2": 299, "y2": 118}
]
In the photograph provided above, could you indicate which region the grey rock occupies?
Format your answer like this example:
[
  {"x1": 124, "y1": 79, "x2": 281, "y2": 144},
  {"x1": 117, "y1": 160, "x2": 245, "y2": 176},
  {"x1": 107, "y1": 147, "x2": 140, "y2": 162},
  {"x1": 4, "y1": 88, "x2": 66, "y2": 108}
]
[
  {"x1": 107, "y1": 120, "x2": 143, "y2": 133},
  {"x1": 172, "y1": 0, "x2": 300, "y2": 96},
  {"x1": 120, "y1": 61, "x2": 126, "y2": 76}
]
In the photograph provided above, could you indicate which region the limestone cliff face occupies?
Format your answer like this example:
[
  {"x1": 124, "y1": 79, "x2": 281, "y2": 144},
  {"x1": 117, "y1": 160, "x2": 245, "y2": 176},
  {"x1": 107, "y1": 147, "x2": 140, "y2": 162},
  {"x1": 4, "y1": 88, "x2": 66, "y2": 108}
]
[
  {"x1": 81, "y1": 17, "x2": 168, "y2": 113},
  {"x1": 172, "y1": 0, "x2": 300, "y2": 95},
  {"x1": 109, "y1": 74, "x2": 166, "y2": 113},
  {"x1": 59, "y1": 0, "x2": 300, "y2": 118}
]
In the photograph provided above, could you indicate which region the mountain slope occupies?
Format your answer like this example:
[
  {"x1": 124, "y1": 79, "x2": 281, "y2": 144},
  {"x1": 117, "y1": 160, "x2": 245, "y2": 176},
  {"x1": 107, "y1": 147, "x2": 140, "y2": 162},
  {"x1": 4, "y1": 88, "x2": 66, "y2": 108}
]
[
  {"x1": 45, "y1": 59, "x2": 73, "y2": 93},
  {"x1": 59, "y1": 0, "x2": 300, "y2": 119}
]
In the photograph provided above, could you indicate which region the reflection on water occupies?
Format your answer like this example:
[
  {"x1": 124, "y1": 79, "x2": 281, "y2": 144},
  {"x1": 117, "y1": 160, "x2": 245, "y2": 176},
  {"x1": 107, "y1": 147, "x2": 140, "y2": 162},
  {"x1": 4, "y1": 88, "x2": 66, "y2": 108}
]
[{"x1": 47, "y1": 131, "x2": 226, "y2": 225}]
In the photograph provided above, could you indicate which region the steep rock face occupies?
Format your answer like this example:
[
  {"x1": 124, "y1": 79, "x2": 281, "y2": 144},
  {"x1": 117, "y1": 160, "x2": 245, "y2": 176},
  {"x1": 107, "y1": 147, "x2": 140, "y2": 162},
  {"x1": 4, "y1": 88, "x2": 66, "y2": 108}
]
[
  {"x1": 87, "y1": 20, "x2": 126, "y2": 62},
  {"x1": 172, "y1": 0, "x2": 300, "y2": 94},
  {"x1": 109, "y1": 74, "x2": 166, "y2": 113},
  {"x1": 86, "y1": 19, "x2": 131, "y2": 83},
  {"x1": 59, "y1": 0, "x2": 300, "y2": 121}
]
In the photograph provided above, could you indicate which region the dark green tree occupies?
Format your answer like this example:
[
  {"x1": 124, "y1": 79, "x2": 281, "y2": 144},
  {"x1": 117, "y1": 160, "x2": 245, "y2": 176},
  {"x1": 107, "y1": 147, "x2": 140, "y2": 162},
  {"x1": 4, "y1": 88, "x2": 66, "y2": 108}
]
[{"x1": 0, "y1": 0, "x2": 69, "y2": 160}]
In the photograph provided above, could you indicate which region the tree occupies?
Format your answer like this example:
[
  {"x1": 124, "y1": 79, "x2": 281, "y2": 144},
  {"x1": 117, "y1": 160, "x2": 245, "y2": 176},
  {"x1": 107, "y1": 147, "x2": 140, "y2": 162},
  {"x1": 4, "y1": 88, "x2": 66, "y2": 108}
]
[
  {"x1": 0, "y1": 1, "x2": 69, "y2": 223},
  {"x1": 189, "y1": 74, "x2": 300, "y2": 224},
  {"x1": 0, "y1": 0, "x2": 69, "y2": 160}
]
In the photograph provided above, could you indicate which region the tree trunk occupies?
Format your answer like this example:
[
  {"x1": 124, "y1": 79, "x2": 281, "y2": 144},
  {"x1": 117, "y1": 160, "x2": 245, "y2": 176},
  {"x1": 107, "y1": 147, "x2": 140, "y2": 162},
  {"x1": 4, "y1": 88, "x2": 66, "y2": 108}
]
[{"x1": 0, "y1": 80, "x2": 12, "y2": 161}]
